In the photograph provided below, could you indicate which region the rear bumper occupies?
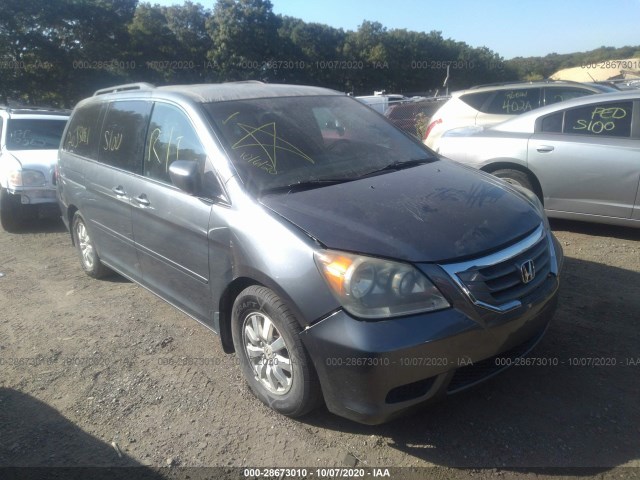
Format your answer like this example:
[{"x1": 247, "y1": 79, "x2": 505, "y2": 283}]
[{"x1": 300, "y1": 239, "x2": 562, "y2": 425}]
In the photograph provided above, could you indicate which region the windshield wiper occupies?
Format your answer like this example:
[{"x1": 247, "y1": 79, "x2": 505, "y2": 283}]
[
  {"x1": 260, "y1": 178, "x2": 354, "y2": 195},
  {"x1": 359, "y1": 158, "x2": 434, "y2": 178},
  {"x1": 259, "y1": 158, "x2": 434, "y2": 195}
]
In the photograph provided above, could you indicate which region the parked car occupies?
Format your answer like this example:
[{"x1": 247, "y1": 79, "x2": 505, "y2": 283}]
[
  {"x1": 423, "y1": 80, "x2": 618, "y2": 150},
  {"x1": 0, "y1": 106, "x2": 69, "y2": 231},
  {"x1": 384, "y1": 97, "x2": 449, "y2": 138},
  {"x1": 355, "y1": 92, "x2": 406, "y2": 114},
  {"x1": 57, "y1": 82, "x2": 563, "y2": 424},
  {"x1": 437, "y1": 91, "x2": 640, "y2": 228}
]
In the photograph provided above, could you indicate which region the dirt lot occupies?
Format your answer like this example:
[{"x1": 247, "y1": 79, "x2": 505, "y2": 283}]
[{"x1": 0, "y1": 216, "x2": 638, "y2": 479}]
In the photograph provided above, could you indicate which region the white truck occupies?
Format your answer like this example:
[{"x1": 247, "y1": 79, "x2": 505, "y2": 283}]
[
  {"x1": 355, "y1": 91, "x2": 406, "y2": 114},
  {"x1": 0, "y1": 106, "x2": 69, "y2": 231}
]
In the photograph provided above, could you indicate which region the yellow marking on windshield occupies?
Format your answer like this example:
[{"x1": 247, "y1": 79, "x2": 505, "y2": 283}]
[
  {"x1": 222, "y1": 112, "x2": 240, "y2": 125},
  {"x1": 231, "y1": 122, "x2": 314, "y2": 174}
]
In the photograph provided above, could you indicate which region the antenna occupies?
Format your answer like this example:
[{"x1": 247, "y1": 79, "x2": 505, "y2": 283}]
[{"x1": 443, "y1": 65, "x2": 450, "y2": 96}]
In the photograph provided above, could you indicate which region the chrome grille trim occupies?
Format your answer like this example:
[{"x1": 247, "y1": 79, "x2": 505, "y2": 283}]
[{"x1": 440, "y1": 224, "x2": 554, "y2": 313}]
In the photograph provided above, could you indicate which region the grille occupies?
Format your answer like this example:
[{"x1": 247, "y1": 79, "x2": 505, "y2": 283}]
[
  {"x1": 441, "y1": 225, "x2": 554, "y2": 312},
  {"x1": 458, "y1": 234, "x2": 550, "y2": 305}
]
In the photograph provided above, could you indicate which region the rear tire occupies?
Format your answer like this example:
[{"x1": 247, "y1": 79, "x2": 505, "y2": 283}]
[
  {"x1": 231, "y1": 285, "x2": 323, "y2": 417},
  {"x1": 0, "y1": 188, "x2": 22, "y2": 232},
  {"x1": 72, "y1": 212, "x2": 110, "y2": 278}
]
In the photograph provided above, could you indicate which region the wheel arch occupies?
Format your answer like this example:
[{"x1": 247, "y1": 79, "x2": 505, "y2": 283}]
[
  {"x1": 480, "y1": 160, "x2": 544, "y2": 203},
  {"x1": 217, "y1": 270, "x2": 311, "y2": 355},
  {"x1": 66, "y1": 205, "x2": 79, "y2": 245},
  {"x1": 217, "y1": 277, "x2": 260, "y2": 354}
]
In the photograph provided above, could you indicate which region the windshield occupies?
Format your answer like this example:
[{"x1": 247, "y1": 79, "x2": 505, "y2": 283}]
[
  {"x1": 6, "y1": 118, "x2": 67, "y2": 150},
  {"x1": 204, "y1": 95, "x2": 436, "y2": 196}
]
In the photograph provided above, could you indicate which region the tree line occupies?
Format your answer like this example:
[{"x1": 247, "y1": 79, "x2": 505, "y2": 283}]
[{"x1": 1, "y1": 0, "x2": 638, "y2": 108}]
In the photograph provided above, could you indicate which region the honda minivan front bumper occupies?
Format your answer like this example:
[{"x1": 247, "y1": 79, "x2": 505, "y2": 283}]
[{"x1": 300, "y1": 232, "x2": 563, "y2": 424}]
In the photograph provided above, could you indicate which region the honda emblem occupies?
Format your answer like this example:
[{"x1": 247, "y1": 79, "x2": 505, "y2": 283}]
[{"x1": 520, "y1": 259, "x2": 536, "y2": 284}]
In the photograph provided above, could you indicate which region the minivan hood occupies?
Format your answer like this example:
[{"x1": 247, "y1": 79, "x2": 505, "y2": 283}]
[{"x1": 261, "y1": 160, "x2": 542, "y2": 263}]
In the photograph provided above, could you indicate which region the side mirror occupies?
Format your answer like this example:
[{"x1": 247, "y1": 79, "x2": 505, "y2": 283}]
[{"x1": 169, "y1": 160, "x2": 200, "y2": 195}]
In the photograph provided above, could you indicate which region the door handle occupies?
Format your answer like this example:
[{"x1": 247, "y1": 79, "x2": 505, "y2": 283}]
[
  {"x1": 133, "y1": 194, "x2": 150, "y2": 207},
  {"x1": 536, "y1": 145, "x2": 555, "y2": 153},
  {"x1": 112, "y1": 186, "x2": 127, "y2": 196}
]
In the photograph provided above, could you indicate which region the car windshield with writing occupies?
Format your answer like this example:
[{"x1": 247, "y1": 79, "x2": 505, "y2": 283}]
[
  {"x1": 204, "y1": 95, "x2": 434, "y2": 196},
  {"x1": 6, "y1": 119, "x2": 67, "y2": 150}
]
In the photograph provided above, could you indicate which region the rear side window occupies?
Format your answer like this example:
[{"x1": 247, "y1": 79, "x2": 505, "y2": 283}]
[
  {"x1": 144, "y1": 103, "x2": 206, "y2": 184},
  {"x1": 540, "y1": 112, "x2": 563, "y2": 133},
  {"x1": 99, "y1": 101, "x2": 151, "y2": 173},
  {"x1": 63, "y1": 103, "x2": 103, "y2": 158},
  {"x1": 564, "y1": 102, "x2": 633, "y2": 138},
  {"x1": 459, "y1": 91, "x2": 493, "y2": 110},
  {"x1": 483, "y1": 88, "x2": 542, "y2": 115},
  {"x1": 543, "y1": 87, "x2": 593, "y2": 106}
]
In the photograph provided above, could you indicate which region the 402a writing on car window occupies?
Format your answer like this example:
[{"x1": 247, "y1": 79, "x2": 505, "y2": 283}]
[
  {"x1": 501, "y1": 90, "x2": 534, "y2": 114},
  {"x1": 503, "y1": 98, "x2": 534, "y2": 114}
]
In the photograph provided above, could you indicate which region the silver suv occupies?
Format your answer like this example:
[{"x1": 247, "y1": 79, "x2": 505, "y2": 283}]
[
  {"x1": 0, "y1": 106, "x2": 69, "y2": 231},
  {"x1": 57, "y1": 82, "x2": 562, "y2": 424},
  {"x1": 423, "y1": 80, "x2": 617, "y2": 150}
]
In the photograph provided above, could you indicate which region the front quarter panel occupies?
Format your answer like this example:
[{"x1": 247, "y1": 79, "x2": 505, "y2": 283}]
[{"x1": 220, "y1": 180, "x2": 340, "y2": 327}]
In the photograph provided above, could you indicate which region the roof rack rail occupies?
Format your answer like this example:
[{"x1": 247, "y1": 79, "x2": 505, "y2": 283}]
[
  {"x1": 223, "y1": 80, "x2": 265, "y2": 85},
  {"x1": 93, "y1": 82, "x2": 155, "y2": 96},
  {"x1": 469, "y1": 80, "x2": 532, "y2": 89},
  {"x1": 0, "y1": 105, "x2": 71, "y2": 114},
  {"x1": 469, "y1": 79, "x2": 591, "y2": 89}
]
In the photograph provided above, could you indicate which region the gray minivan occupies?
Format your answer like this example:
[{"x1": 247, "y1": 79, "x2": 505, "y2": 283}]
[{"x1": 57, "y1": 82, "x2": 563, "y2": 424}]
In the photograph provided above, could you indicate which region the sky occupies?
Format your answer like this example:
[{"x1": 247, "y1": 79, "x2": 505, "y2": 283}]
[{"x1": 151, "y1": 0, "x2": 640, "y2": 60}]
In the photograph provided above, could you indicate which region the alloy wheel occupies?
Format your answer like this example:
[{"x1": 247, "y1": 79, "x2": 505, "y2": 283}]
[{"x1": 242, "y1": 312, "x2": 293, "y2": 395}]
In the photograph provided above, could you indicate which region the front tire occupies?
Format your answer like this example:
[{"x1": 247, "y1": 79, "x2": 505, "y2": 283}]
[
  {"x1": 72, "y1": 212, "x2": 110, "y2": 278},
  {"x1": 492, "y1": 169, "x2": 537, "y2": 197},
  {"x1": 0, "y1": 188, "x2": 22, "y2": 232},
  {"x1": 231, "y1": 286, "x2": 322, "y2": 417}
]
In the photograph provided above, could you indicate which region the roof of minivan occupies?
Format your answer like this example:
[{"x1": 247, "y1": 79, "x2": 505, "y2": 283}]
[{"x1": 94, "y1": 81, "x2": 344, "y2": 103}]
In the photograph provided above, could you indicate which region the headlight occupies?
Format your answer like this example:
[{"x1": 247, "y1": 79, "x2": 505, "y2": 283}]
[
  {"x1": 8, "y1": 169, "x2": 47, "y2": 187},
  {"x1": 314, "y1": 250, "x2": 450, "y2": 319}
]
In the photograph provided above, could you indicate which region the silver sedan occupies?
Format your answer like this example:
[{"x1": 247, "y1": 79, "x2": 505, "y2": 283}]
[{"x1": 437, "y1": 91, "x2": 640, "y2": 228}]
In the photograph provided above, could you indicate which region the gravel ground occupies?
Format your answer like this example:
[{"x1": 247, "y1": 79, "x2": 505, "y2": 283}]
[{"x1": 0, "y1": 217, "x2": 638, "y2": 480}]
